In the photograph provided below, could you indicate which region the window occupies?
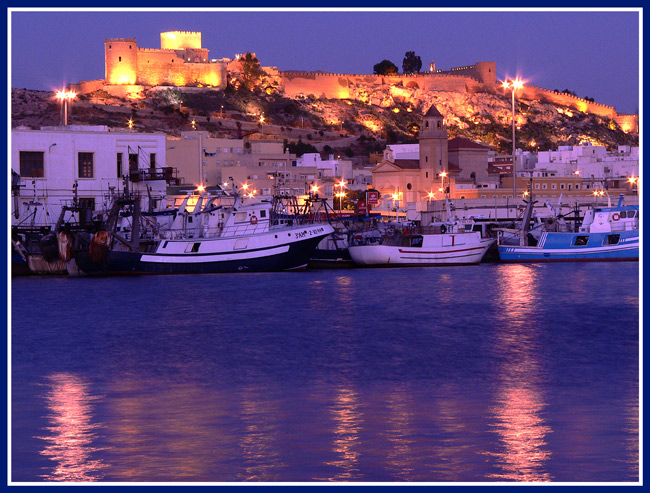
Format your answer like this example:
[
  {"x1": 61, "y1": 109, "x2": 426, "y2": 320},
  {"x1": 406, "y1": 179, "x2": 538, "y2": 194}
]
[
  {"x1": 117, "y1": 153, "x2": 123, "y2": 178},
  {"x1": 260, "y1": 210, "x2": 267, "y2": 218},
  {"x1": 606, "y1": 234, "x2": 620, "y2": 245},
  {"x1": 78, "y1": 197, "x2": 95, "y2": 211},
  {"x1": 576, "y1": 185, "x2": 580, "y2": 190},
  {"x1": 119, "y1": 56, "x2": 122, "y2": 62},
  {"x1": 150, "y1": 153, "x2": 156, "y2": 169},
  {"x1": 19, "y1": 151, "x2": 44, "y2": 177},
  {"x1": 129, "y1": 153, "x2": 138, "y2": 173},
  {"x1": 534, "y1": 183, "x2": 540, "y2": 189},
  {"x1": 407, "y1": 183, "x2": 412, "y2": 190},
  {"x1": 425, "y1": 121, "x2": 429, "y2": 128},
  {"x1": 551, "y1": 184, "x2": 557, "y2": 190},
  {"x1": 437, "y1": 121, "x2": 441, "y2": 128},
  {"x1": 574, "y1": 236, "x2": 589, "y2": 246},
  {"x1": 78, "y1": 152, "x2": 94, "y2": 178},
  {"x1": 410, "y1": 236, "x2": 423, "y2": 247},
  {"x1": 560, "y1": 184, "x2": 565, "y2": 189}
]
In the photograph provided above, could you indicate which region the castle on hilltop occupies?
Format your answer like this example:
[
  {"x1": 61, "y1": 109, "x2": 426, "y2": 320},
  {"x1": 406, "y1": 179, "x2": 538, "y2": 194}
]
[
  {"x1": 74, "y1": 31, "x2": 228, "y2": 95},
  {"x1": 70, "y1": 31, "x2": 638, "y2": 134}
]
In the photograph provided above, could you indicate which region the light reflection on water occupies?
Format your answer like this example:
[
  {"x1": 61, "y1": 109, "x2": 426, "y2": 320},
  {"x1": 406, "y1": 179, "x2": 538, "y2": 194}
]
[
  {"x1": 238, "y1": 385, "x2": 286, "y2": 481},
  {"x1": 322, "y1": 386, "x2": 363, "y2": 481},
  {"x1": 489, "y1": 265, "x2": 552, "y2": 482},
  {"x1": 13, "y1": 264, "x2": 638, "y2": 483},
  {"x1": 36, "y1": 373, "x2": 107, "y2": 482}
]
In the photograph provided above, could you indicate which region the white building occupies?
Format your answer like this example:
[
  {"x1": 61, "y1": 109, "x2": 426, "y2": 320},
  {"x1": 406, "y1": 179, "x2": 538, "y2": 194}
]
[
  {"x1": 296, "y1": 153, "x2": 353, "y2": 181},
  {"x1": 536, "y1": 143, "x2": 639, "y2": 180},
  {"x1": 382, "y1": 144, "x2": 419, "y2": 161},
  {"x1": 11, "y1": 125, "x2": 171, "y2": 225}
]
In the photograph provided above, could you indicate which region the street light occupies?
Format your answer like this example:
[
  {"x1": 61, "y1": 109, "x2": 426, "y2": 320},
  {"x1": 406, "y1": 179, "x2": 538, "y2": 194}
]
[
  {"x1": 56, "y1": 90, "x2": 76, "y2": 126},
  {"x1": 628, "y1": 175, "x2": 639, "y2": 196},
  {"x1": 440, "y1": 171, "x2": 448, "y2": 199},
  {"x1": 501, "y1": 78, "x2": 525, "y2": 199},
  {"x1": 392, "y1": 192, "x2": 401, "y2": 223},
  {"x1": 335, "y1": 179, "x2": 346, "y2": 212},
  {"x1": 127, "y1": 118, "x2": 134, "y2": 130}
]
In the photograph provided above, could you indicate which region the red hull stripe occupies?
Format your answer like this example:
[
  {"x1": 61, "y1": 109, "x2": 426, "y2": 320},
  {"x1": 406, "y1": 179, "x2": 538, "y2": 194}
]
[{"x1": 398, "y1": 246, "x2": 485, "y2": 255}]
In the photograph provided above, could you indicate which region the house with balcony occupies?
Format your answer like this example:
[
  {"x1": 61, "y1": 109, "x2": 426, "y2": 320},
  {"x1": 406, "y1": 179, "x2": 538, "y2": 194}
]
[{"x1": 11, "y1": 125, "x2": 174, "y2": 225}]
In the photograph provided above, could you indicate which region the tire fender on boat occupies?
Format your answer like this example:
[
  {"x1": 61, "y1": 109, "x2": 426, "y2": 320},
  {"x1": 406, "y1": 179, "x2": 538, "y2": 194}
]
[
  {"x1": 611, "y1": 213, "x2": 620, "y2": 221},
  {"x1": 57, "y1": 232, "x2": 71, "y2": 262},
  {"x1": 250, "y1": 215, "x2": 258, "y2": 225},
  {"x1": 89, "y1": 230, "x2": 111, "y2": 263}
]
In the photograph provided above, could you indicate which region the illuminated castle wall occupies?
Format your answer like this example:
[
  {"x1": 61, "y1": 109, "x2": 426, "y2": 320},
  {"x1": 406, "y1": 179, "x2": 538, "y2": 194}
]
[
  {"x1": 104, "y1": 31, "x2": 226, "y2": 89},
  {"x1": 280, "y1": 62, "x2": 497, "y2": 100}
]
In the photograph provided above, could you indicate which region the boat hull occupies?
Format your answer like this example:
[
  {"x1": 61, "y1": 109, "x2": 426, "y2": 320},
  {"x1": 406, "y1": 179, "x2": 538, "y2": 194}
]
[
  {"x1": 498, "y1": 231, "x2": 639, "y2": 262},
  {"x1": 348, "y1": 235, "x2": 494, "y2": 266},
  {"x1": 72, "y1": 226, "x2": 332, "y2": 275}
]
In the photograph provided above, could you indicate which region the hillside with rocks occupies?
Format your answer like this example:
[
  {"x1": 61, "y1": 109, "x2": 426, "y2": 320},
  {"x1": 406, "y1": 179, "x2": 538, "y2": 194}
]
[{"x1": 12, "y1": 78, "x2": 638, "y2": 161}]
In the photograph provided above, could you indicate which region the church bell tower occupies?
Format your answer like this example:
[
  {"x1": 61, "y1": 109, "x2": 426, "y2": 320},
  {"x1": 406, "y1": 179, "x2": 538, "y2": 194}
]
[{"x1": 419, "y1": 105, "x2": 448, "y2": 184}]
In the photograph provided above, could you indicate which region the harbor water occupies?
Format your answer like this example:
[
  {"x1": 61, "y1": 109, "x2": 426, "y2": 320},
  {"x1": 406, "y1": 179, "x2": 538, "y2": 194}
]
[{"x1": 11, "y1": 263, "x2": 639, "y2": 483}]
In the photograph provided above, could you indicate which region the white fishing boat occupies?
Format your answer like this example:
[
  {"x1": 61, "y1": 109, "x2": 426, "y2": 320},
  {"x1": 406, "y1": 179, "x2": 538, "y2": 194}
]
[
  {"x1": 69, "y1": 191, "x2": 334, "y2": 275},
  {"x1": 348, "y1": 225, "x2": 495, "y2": 266}
]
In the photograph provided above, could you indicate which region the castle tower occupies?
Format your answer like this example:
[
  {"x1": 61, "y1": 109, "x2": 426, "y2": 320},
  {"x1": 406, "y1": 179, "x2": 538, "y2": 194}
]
[
  {"x1": 105, "y1": 38, "x2": 137, "y2": 85},
  {"x1": 419, "y1": 104, "x2": 448, "y2": 181},
  {"x1": 474, "y1": 61, "x2": 496, "y2": 87},
  {"x1": 161, "y1": 31, "x2": 202, "y2": 50}
]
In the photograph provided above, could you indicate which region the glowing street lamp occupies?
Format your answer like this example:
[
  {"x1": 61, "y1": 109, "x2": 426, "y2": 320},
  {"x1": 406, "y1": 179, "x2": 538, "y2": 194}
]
[
  {"x1": 334, "y1": 179, "x2": 346, "y2": 211},
  {"x1": 56, "y1": 90, "x2": 76, "y2": 126},
  {"x1": 127, "y1": 118, "x2": 134, "y2": 130},
  {"x1": 440, "y1": 171, "x2": 448, "y2": 199},
  {"x1": 501, "y1": 78, "x2": 525, "y2": 199},
  {"x1": 628, "y1": 175, "x2": 639, "y2": 195},
  {"x1": 191, "y1": 119, "x2": 196, "y2": 130}
]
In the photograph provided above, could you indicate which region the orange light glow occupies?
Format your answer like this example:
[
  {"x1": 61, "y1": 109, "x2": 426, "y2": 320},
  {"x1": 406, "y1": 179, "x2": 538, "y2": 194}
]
[
  {"x1": 242, "y1": 183, "x2": 249, "y2": 190},
  {"x1": 56, "y1": 91, "x2": 76, "y2": 101}
]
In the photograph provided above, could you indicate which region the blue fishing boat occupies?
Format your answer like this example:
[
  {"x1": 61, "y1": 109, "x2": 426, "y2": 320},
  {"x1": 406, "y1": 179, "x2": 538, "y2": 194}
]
[{"x1": 498, "y1": 194, "x2": 639, "y2": 262}]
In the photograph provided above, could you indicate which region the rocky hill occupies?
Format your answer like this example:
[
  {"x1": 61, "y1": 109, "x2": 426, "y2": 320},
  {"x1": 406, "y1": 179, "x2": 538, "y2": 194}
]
[{"x1": 12, "y1": 81, "x2": 638, "y2": 161}]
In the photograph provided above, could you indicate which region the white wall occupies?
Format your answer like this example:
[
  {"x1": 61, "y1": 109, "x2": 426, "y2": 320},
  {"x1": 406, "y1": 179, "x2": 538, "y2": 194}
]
[{"x1": 12, "y1": 125, "x2": 168, "y2": 225}]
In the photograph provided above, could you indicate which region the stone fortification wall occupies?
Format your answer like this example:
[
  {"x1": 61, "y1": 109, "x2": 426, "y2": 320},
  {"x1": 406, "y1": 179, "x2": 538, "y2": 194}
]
[
  {"x1": 444, "y1": 61, "x2": 496, "y2": 86},
  {"x1": 521, "y1": 84, "x2": 616, "y2": 118},
  {"x1": 280, "y1": 71, "x2": 487, "y2": 99},
  {"x1": 70, "y1": 79, "x2": 106, "y2": 94},
  {"x1": 516, "y1": 85, "x2": 637, "y2": 133},
  {"x1": 136, "y1": 49, "x2": 226, "y2": 88}
]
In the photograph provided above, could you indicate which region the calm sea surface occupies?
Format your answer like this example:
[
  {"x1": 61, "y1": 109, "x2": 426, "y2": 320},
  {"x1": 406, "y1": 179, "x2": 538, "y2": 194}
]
[{"x1": 11, "y1": 263, "x2": 639, "y2": 483}]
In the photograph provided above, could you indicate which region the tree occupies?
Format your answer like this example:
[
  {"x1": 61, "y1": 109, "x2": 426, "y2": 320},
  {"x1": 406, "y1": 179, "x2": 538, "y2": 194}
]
[
  {"x1": 373, "y1": 59, "x2": 399, "y2": 75},
  {"x1": 239, "y1": 52, "x2": 266, "y2": 91},
  {"x1": 402, "y1": 51, "x2": 422, "y2": 75}
]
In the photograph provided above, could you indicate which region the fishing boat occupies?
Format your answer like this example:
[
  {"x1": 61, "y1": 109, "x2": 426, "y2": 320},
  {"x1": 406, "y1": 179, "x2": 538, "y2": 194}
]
[
  {"x1": 497, "y1": 193, "x2": 639, "y2": 262},
  {"x1": 348, "y1": 224, "x2": 495, "y2": 267},
  {"x1": 68, "y1": 191, "x2": 334, "y2": 275}
]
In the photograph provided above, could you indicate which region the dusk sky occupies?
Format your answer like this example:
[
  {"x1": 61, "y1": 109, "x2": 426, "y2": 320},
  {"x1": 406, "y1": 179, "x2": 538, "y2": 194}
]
[{"x1": 10, "y1": 9, "x2": 641, "y2": 114}]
